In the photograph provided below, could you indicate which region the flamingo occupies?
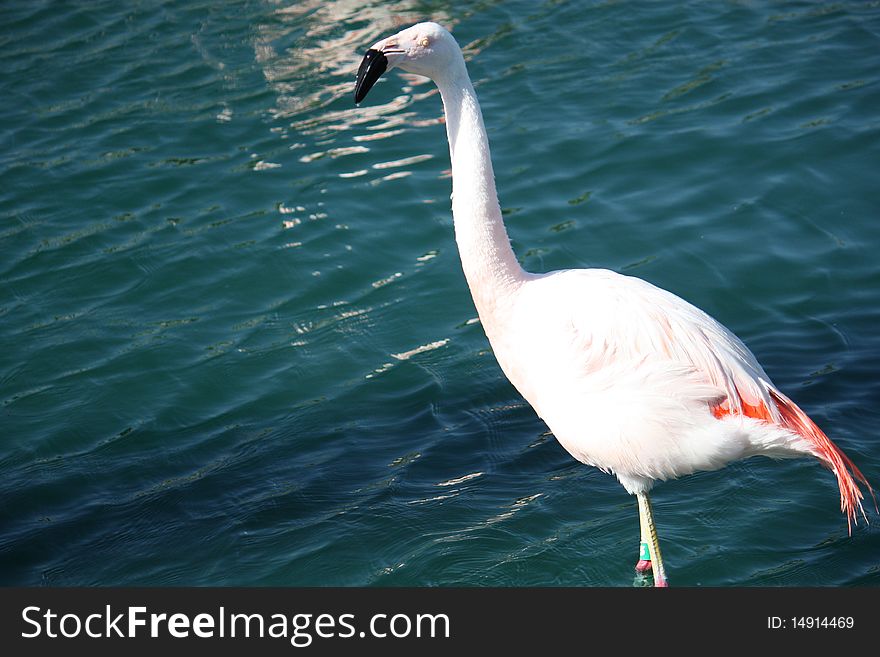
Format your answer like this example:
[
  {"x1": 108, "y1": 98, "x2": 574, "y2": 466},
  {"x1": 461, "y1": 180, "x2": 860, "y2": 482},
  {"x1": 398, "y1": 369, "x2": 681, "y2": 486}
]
[{"x1": 353, "y1": 22, "x2": 874, "y2": 586}]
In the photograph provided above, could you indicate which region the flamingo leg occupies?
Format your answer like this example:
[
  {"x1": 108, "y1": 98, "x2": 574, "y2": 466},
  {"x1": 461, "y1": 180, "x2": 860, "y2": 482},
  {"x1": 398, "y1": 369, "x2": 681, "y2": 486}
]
[
  {"x1": 636, "y1": 492, "x2": 668, "y2": 587},
  {"x1": 635, "y1": 515, "x2": 652, "y2": 573}
]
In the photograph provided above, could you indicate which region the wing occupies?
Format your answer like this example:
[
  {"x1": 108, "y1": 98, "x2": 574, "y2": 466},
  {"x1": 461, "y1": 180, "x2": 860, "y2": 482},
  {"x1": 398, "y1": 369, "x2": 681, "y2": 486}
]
[
  {"x1": 558, "y1": 268, "x2": 873, "y2": 527},
  {"x1": 561, "y1": 268, "x2": 776, "y2": 420}
]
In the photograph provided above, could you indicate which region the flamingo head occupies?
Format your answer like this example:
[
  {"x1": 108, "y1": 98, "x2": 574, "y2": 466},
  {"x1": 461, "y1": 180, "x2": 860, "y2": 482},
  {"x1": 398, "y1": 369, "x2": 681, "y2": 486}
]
[{"x1": 354, "y1": 22, "x2": 459, "y2": 104}]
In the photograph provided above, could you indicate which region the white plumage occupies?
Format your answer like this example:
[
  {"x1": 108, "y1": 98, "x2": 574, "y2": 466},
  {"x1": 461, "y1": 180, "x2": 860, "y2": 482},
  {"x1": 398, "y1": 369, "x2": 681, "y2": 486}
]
[
  {"x1": 491, "y1": 268, "x2": 809, "y2": 490},
  {"x1": 354, "y1": 22, "x2": 873, "y2": 585}
]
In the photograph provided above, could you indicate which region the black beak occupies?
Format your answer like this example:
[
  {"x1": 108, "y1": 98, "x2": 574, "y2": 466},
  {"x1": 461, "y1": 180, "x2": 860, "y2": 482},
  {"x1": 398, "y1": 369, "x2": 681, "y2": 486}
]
[{"x1": 354, "y1": 49, "x2": 388, "y2": 104}]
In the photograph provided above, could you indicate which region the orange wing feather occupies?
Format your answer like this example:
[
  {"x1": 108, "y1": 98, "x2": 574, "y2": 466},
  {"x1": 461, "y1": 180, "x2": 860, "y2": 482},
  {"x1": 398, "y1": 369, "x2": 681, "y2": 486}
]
[{"x1": 712, "y1": 385, "x2": 875, "y2": 533}]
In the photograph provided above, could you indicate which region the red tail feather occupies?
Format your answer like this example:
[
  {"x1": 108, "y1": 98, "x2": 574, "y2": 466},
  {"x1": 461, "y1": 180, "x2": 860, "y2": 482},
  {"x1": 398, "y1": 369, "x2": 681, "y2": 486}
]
[
  {"x1": 712, "y1": 385, "x2": 875, "y2": 533},
  {"x1": 767, "y1": 388, "x2": 876, "y2": 534}
]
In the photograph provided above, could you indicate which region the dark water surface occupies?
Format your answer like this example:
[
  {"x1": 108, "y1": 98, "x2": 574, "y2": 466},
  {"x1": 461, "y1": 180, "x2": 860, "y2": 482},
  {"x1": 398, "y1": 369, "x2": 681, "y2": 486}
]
[{"x1": 2, "y1": 0, "x2": 879, "y2": 586}]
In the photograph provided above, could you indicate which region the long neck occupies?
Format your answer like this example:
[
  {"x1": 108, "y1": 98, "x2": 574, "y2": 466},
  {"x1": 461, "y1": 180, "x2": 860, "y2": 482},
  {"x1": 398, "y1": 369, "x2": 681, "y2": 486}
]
[{"x1": 434, "y1": 61, "x2": 526, "y2": 314}]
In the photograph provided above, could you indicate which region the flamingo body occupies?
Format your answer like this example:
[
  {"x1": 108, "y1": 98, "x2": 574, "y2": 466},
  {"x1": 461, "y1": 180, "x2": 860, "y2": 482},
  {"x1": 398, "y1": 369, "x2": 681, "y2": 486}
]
[{"x1": 482, "y1": 266, "x2": 868, "y2": 516}]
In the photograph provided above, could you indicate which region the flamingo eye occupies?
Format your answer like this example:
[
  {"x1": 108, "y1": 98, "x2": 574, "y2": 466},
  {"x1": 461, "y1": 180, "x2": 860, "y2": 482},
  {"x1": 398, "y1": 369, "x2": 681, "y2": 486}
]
[{"x1": 419, "y1": 37, "x2": 430, "y2": 47}]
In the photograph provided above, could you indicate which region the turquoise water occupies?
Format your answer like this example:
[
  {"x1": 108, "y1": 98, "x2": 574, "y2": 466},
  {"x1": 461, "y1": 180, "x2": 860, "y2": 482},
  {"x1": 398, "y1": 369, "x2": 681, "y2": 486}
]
[{"x1": 2, "y1": 0, "x2": 879, "y2": 586}]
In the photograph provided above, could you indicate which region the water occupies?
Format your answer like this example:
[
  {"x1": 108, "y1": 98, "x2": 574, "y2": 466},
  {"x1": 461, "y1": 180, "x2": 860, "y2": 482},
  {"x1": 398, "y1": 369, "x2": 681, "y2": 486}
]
[{"x1": 2, "y1": 0, "x2": 879, "y2": 587}]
